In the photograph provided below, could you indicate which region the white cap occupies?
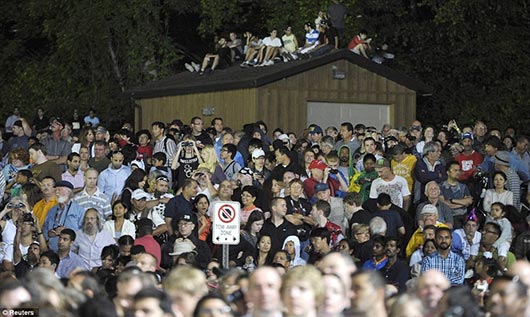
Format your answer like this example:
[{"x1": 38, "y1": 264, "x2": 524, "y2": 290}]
[{"x1": 252, "y1": 148, "x2": 266, "y2": 159}]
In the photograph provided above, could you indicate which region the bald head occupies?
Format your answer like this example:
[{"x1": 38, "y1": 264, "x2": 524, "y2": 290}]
[{"x1": 417, "y1": 270, "x2": 450, "y2": 311}]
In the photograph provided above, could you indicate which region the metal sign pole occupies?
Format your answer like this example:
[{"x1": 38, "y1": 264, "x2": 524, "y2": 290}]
[{"x1": 222, "y1": 244, "x2": 229, "y2": 269}]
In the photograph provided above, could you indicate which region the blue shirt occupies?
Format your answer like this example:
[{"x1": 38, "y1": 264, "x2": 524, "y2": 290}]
[
  {"x1": 421, "y1": 250, "x2": 465, "y2": 285},
  {"x1": 57, "y1": 251, "x2": 85, "y2": 278},
  {"x1": 43, "y1": 201, "x2": 86, "y2": 251}
]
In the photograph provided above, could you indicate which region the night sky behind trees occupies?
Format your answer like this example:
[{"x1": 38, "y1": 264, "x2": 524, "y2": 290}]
[{"x1": 1, "y1": 0, "x2": 529, "y2": 132}]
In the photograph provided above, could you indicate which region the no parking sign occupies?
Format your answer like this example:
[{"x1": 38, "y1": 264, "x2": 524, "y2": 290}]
[{"x1": 212, "y1": 201, "x2": 240, "y2": 245}]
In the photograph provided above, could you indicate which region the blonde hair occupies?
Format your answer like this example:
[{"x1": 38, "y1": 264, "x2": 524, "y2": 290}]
[
  {"x1": 197, "y1": 145, "x2": 220, "y2": 174},
  {"x1": 163, "y1": 266, "x2": 208, "y2": 297},
  {"x1": 281, "y1": 265, "x2": 325, "y2": 308}
]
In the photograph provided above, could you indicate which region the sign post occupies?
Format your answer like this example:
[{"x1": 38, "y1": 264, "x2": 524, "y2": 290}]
[{"x1": 212, "y1": 201, "x2": 240, "y2": 268}]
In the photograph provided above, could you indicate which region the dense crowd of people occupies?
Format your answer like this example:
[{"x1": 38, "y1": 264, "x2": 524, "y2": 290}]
[{"x1": 0, "y1": 102, "x2": 529, "y2": 317}]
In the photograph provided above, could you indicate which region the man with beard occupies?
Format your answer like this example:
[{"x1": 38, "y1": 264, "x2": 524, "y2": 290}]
[
  {"x1": 382, "y1": 237, "x2": 409, "y2": 292},
  {"x1": 61, "y1": 152, "x2": 84, "y2": 190},
  {"x1": 73, "y1": 208, "x2": 115, "y2": 270},
  {"x1": 42, "y1": 180, "x2": 86, "y2": 252},
  {"x1": 455, "y1": 132, "x2": 483, "y2": 182},
  {"x1": 149, "y1": 175, "x2": 173, "y2": 221},
  {"x1": 421, "y1": 227, "x2": 465, "y2": 285}
]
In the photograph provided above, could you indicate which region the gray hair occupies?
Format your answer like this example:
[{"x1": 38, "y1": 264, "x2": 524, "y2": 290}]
[
  {"x1": 369, "y1": 216, "x2": 387, "y2": 236},
  {"x1": 422, "y1": 141, "x2": 439, "y2": 157},
  {"x1": 82, "y1": 208, "x2": 103, "y2": 232}
]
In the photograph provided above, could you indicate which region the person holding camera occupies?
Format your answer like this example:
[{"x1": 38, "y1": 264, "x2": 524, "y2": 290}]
[
  {"x1": 0, "y1": 196, "x2": 45, "y2": 272},
  {"x1": 171, "y1": 136, "x2": 203, "y2": 190}
]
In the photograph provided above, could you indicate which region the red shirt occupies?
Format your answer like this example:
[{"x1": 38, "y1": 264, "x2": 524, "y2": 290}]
[
  {"x1": 134, "y1": 235, "x2": 161, "y2": 268},
  {"x1": 456, "y1": 151, "x2": 483, "y2": 181},
  {"x1": 347, "y1": 35, "x2": 363, "y2": 50},
  {"x1": 324, "y1": 220, "x2": 344, "y2": 249}
]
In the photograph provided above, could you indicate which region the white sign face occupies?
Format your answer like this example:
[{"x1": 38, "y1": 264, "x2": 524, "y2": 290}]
[{"x1": 212, "y1": 201, "x2": 240, "y2": 245}]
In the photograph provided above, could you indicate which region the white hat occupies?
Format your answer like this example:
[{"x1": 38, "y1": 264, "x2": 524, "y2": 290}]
[
  {"x1": 132, "y1": 189, "x2": 150, "y2": 200},
  {"x1": 420, "y1": 204, "x2": 438, "y2": 215},
  {"x1": 252, "y1": 148, "x2": 266, "y2": 159},
  {"x1": 278, "y1": 134, "x2": 289, "y2": 142}
]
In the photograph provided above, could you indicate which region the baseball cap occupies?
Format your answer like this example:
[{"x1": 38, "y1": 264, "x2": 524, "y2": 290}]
[
  {"x1": 375, "y1": 158, "x2": 391, "y2": 168},
  {"x1": 96, "y1": 126, "x2": 108, "y2": 135},
  {"x1": 54, "y1": 180, "x2": 74, "y2": 190},
  {"x1": 132, "y1": 189, "x2": 150, "y2": 200},
  {"x1": 251, "y1": 149, "x2": 266, "y2": 159},
  {"x1": 308, "y1": 125, "x2": 323, "y2": 135},
  {"x1": 51, "y1": 117, "x2": 65, "y2": 127},
  {"x1": 176, "y1": 212, "x2": 195, "y2": 223},
  {"x1": 461, "y1": 132, "x2": 474, "y2": 141},
  {"x1": 308, "y1": 159, "x2": 327, "y2": 170},
  {"x1": 278, "y1": 134, "x2": 289, "y2": 142},
  {"x1": 420, "y1": 204, "x2": 438, "y2": 215},
  {"x1": 314, "y1": 183, "x2": 330, "y2": 193}
]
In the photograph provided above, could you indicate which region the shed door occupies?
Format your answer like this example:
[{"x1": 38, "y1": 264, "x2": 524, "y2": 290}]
[{"x1": 307, "y1": 102, "x2": 391, "y2": 130}]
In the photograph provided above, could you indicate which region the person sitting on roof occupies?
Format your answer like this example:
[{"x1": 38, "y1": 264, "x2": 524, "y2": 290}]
[
  {"x1": 348, "y1": 29, "x2": 372, "y2": 58},
  {"x1": 256, "y1": 29, "x2": 283, "y2": 67},
  {"x1": 240, "y1": 32, "x2": 263, "y2": 67},
  {"x1": 280, "y1": 26, "x2": 299, "y2": 62},
  {"x1": 227, "y1": 32, "x2": 244, "y2": 62},
  {"x1": 297, "y1": 22, "x2": 320, "y2": 57},
  {"x1": 197, "y1": 36, "x2": 232, "y2": 75}
]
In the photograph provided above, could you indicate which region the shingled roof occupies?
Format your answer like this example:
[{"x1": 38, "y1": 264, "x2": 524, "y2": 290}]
[{"x1": 126, "y1": 49, "x2": 432, "y2": 99}]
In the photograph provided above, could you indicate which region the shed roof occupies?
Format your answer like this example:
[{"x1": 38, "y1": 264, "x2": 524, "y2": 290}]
[{"x1": 127, "y1": 49, "x2": 432, "y2": 99}]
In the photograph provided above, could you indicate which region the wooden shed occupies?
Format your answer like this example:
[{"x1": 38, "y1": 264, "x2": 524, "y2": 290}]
[{"x1": 127, "y1": 49, "x2": 431, "y2": 134}]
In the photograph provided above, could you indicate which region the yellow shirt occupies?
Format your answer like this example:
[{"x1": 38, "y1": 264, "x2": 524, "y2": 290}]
[
  {"x1": 33, "y1": 197, "x2": 58, "y2": 227},
  {"x1": 392, "y1": 154, "x2": 417, "y2": 192},
  {"x1": 405, "y1": 222, "x2": 449, "y2": 258}
]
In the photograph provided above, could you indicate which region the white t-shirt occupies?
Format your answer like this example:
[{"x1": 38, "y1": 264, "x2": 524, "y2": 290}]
[
  {"x1": 369, "y1": 175, "x2": 411, "y2": 208},
  {"x1": 262, "y1": 37, "x2": 282, "y2": 47}
]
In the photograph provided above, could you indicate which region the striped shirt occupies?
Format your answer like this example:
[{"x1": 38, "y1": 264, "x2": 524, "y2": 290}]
[
  {"x1": 74, "y1": 188, "x2": 112, "y2": 220},
  {"x1": 153, "y1": 136, "x2": 177, "y2": 167},
  {"x1": 421, "y1": 251, "x2": 465, "y2": 285}
]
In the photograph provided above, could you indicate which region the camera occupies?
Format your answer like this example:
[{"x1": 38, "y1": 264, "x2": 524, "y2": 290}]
[
  {"x1": 226, "y1": 289, "x2": 244, "y2": 303},
  {"x1": 7, "y1": 202, "x2": 25, "y2": 209},
  {"x1": 329, "y1": 169, "x2": 339, "y2": 174},
  {"x1": 23, "y1": 213, "x2": 34, "y2": 223},
  {"x1": 181, "y1": 141, "x2": 193, "y2": 147}
]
